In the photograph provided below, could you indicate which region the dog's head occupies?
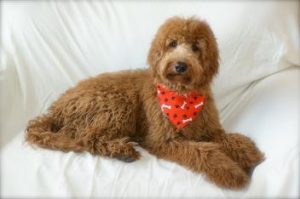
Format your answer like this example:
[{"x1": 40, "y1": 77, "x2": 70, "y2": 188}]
[{"x1": 148, "y1": 17, "x2": 219, "y2": 92}]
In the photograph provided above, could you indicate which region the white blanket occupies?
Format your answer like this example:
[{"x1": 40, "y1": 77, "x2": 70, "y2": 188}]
[{"x1": 1, "y1": 1, "x2": 299, "y2": 198}]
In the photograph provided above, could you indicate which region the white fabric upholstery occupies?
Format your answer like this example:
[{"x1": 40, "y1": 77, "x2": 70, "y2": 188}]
[{"x1": 1, "y1": 1, "x2": 299, "y2": 198}]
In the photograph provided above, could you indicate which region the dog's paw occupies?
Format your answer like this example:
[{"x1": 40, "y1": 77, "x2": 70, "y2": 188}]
[
  {"x1": 110, "y1": 139, "x2": 141, "y2": 163},
  {"x1": 203, "y1": 148, "x2": 250, "y2": 189},
  {"x1": 223, "y1": 133, "x2": 265, "y2": 176},
  {"x1": 115, "y1": 151, "x2": 140, "y2": 163},
  {"x1": 207, "y1": 163, "x2": 249, "y2": 190}
]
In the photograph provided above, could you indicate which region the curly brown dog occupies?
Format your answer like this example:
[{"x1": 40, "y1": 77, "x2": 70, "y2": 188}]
[{"x1": 26, "y1": 17, "x2": 264, "y2": 189}]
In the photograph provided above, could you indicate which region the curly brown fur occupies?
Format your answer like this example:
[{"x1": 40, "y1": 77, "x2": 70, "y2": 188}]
[{"x1": 26, "y1": 17, "x2": 264, "y2": 189}]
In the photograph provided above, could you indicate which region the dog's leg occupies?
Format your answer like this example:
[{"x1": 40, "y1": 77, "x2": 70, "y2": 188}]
[
  {"x1": 147, "y1": 139, "x2": 249, "y2": 189},
  {"x1": 213, "y1": 132, "x2": 265, "y2": 176},
  {"x1": 26, "y1": 130, "x2": 81, "y2": 151},
  {"x1": 25, "y1": 115, "x2": 76, "y2": 151},
  {"x1": 77, "y1": 132, "x2": 140, "y2": 162},
  {"x1": 27, "y1": 121, "x2": 140, "y2": 162},
  {"x1": 199, "y1": 96, "x2": 265, "y2": 176}
]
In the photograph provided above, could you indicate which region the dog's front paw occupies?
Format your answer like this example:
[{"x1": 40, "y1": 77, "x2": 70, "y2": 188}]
[
  {"x1": 109, "y1": 139, "x2": 141, "y2": 163},
  {"x1": 206, "y1": 163, "x2": 249, "y2": 189},
  {"x1": 204, "y1": 149, "x2": 250, "y2": 189},
  {"x1": 223, "y1": 133, "x2": 265, "y2": 176},
  {"x1": 115, "y1": 151, "x2": 140, "y2": 162}
]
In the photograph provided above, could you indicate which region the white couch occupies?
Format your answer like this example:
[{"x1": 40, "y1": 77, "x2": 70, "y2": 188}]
[{"x1": 1, "y1": 1, "x2": 299, "y2": 198}]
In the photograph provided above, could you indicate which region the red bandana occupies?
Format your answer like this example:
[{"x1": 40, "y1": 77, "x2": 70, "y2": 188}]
[{"x1": 157, "y1": 84, "x2": 205, "y2": 129}]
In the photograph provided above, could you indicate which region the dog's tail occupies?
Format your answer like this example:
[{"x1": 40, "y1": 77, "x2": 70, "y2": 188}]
[{"x1": 25, "y1": 115, "x2": 84, "y2": 152}]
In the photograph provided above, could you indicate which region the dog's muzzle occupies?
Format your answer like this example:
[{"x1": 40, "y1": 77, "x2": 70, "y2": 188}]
[{"x1": 174, "y1": 61, "x2": 187, "y2": 73}]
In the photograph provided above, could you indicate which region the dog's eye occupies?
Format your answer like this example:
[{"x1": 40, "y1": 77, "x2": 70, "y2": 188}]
[
  {"x1": 168, "y1": 40, "x2": 177, "y2": 48},
  {"x1": 192, "y1": 43, "x2": 200, "y2": 52}
]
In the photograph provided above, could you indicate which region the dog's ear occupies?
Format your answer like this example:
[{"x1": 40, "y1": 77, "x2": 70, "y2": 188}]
[
  {"x1": 198, "y1": 21, "x2": 219, "y2": 85},
  {"x1": 147, "y1": 17, "x2": 180, "y2": 77},
  {"x1": 204, "y1": 32, "x2": 219, "y2": 79},
  {"x1": 147, "y1": 35, "x2": 163, "y2": 77}
]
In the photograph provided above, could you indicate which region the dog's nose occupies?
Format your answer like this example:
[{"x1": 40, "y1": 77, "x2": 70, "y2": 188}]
[{"x1": 174, "y1": 62, "x2": 187, "y2": 73}]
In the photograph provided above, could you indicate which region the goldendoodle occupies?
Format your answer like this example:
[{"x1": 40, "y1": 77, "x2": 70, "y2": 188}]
[{"x1": 26, "y1": 17, "x2": 264, "y2": 189}]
